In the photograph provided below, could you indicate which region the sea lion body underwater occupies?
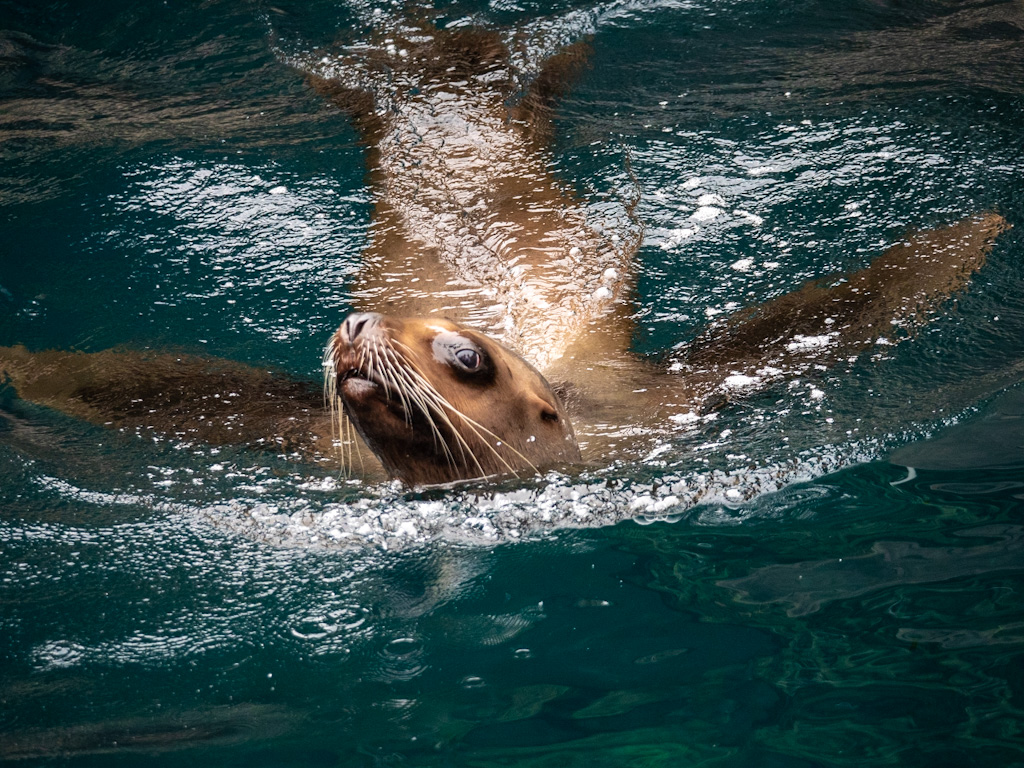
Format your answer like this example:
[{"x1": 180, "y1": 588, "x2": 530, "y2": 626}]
[
  {"x1": 0, "y1": 16, "x2": 1012, "y2": 487},
  {"x1": 294, "y1": 23, "x2": 641, "y2": 373}
]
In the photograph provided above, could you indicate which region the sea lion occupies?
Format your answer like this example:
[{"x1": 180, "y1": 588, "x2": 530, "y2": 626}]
[
  {"x1": 0, "y1": 13, "x2": 1012, "y2": 488},
  {"x1": 288, "y1": 20, "x2": 1009, "y2": 483}
]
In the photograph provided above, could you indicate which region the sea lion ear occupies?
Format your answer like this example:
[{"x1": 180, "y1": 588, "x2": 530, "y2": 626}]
[{"x1": 525, "y1": 392, "x2": 560, "y2": 423}]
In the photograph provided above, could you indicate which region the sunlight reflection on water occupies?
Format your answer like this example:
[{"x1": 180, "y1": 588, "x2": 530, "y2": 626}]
[{"x1": 106, "y1": 157, "x2": 368, "y2": 350}]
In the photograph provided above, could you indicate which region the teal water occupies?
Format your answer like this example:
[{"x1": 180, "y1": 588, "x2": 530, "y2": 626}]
[{"x1": 2, "y1": 0, "x2": 1024, "y2": 765}]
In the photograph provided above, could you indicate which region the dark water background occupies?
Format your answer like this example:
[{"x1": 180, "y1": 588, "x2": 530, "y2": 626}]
[{"x1": 2, "y1": 0, "x2": 1024, "y2": 765}]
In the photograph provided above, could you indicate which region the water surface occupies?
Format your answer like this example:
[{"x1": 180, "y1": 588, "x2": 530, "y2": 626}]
[{"x1": 2, "y1": 0, "x2": 1023, "y2": 765}]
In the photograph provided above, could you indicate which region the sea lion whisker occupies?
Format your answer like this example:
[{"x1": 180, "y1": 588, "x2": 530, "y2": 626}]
[
  {"x1": 401, "y1": 377, "x2": 454, "y2": 460},
  {"x1": 418, "y1": 385, "x2": 529, "y2": 477},
  {"x1": 368, "y1": 346, "x2": 382, "y2": 392},
  {"x1": 342, "y1": 407, "x2": 356, "y2": 476},
  {"x1": 391, "y1": 328, "x2": 548, "y2": 476},
  {"x1": 322, "y1": 338, "x2": 350, "y2": 474},
  {"x1": 369, "y1": 341, "x2": 456, "y2": 459},
  {"x1": 388, "y1": 358, "x2": 467, "y2": 469},
  {"x1": 419, "y1": 382, "x2": 543, "y2": 475},
  {"x1": 369, "y1": 342, "x2": 419, "y2": 428},
  {"x1": 334, "y1": 397, "x2": 353, "y2": 477},
  {"x1": 440, "y1": 405, "x2": 538, "y2": 475},
  {"x1": 336, "y1": 406, "x2": 350, "y2": 476},
  {"x1": 379, "y1": 344, "x2": 419, "y2": 423},
  {"x1": 387, "y1": 358, "x2": 486, "y2": 473},
  {"x1": 324, "y1": 334, "x2": 382, "y2": 477},
  {"x1": 390, "y1": 338, "x2": 419, "y2": 358},
  {"x1": 420, "y1": 396, "x2": 488, "y2": 474},
  {"x1": 380, "y1": 347, "x2": 417, "y2": 423},
  {"x1": 399, "y1": 364, "x2": 528, "y2": 477},
  {"x1": 346, "y1": 408, "x2": 365, "y2": 475}
]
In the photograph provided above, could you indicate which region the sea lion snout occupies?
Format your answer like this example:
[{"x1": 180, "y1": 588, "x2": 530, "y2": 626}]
[{"x1": 339, "y1": 312, "x2": 384, "y2": 346}]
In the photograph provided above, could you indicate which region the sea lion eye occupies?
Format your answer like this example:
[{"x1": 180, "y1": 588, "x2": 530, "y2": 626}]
[
  {"x1": 454, "y1": 348, "x2": 481, "y2": 370},
  {"x1": 432, "y1": 331, "x2": 490, "y2": 377}
]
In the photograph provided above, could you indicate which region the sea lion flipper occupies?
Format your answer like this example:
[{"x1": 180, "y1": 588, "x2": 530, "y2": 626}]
[
  {"x1": 677, "y1": 212, "x2": 1010, "y2": 393},
  {"x1": 508, "y1": 38, "x2": 592, "y2": 146},
  {"x1": 0, "y1": 347, "x2": 335, "y2": 460}
]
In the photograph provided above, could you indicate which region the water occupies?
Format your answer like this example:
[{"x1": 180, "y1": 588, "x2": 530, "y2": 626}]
[{"x1": 2, "y1": 0, "x2": 1024, "y2": 764}]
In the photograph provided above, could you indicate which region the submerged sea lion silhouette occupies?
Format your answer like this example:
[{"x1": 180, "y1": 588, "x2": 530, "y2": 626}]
[{"x1": 0, "y1": 19, "x2": 1010, "y2": 487}]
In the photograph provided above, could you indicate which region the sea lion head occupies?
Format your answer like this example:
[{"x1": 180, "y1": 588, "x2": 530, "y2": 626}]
[{"x1": 325, "y1": 313, "x2": 580, "y2": 486}]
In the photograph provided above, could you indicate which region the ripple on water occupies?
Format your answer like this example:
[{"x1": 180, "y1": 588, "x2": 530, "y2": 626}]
[{"x1": 373, "y1": 637, "x2": 428, "y2": 683}]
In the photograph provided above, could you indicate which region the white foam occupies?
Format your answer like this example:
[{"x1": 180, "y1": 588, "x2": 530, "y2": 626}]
[
  {"x1": 669, "y1": 411, "x2": 700, "y2": 424},
  {"x1": 734, "y1": 209, "x2": 764, "y2": 226},
  {"x1": 696, "y1": 193, "x2": 725, "y2": 207},
  {"x1": 724, "y1": 374, "x2": 759, "y2": 388},
  {"x1": 655, "y1": 227, "x2": 697, "y2": 250},
  {"x1": 786, "y1": 334, "x2": 835, "y2": 352},
  {"x1": 188, "y1": 432, "x2": 890, "y2": 550},
  {"x1": 643, "y1": 443, "x2": 672, "y2": 462},
  {"x1": 630, "y1": 494, "x2": 680, "y2": 513},
  {"x1": 690, "y1": 206, "x2": 722, "y2": 222}
]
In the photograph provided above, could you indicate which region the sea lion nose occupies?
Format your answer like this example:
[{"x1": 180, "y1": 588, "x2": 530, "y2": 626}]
[{"x1": 341, "y1": 312, "x2": 383, "y2": 344}]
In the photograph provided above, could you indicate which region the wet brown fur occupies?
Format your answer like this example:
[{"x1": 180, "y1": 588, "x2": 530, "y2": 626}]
[{"x1": 0, "y1": 346, "x2": 331, "y2": 459}]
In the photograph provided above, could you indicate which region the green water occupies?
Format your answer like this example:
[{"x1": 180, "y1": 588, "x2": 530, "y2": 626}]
[{"x1": 2, "y1": 0, "x2": 1024, "y2": 765}]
